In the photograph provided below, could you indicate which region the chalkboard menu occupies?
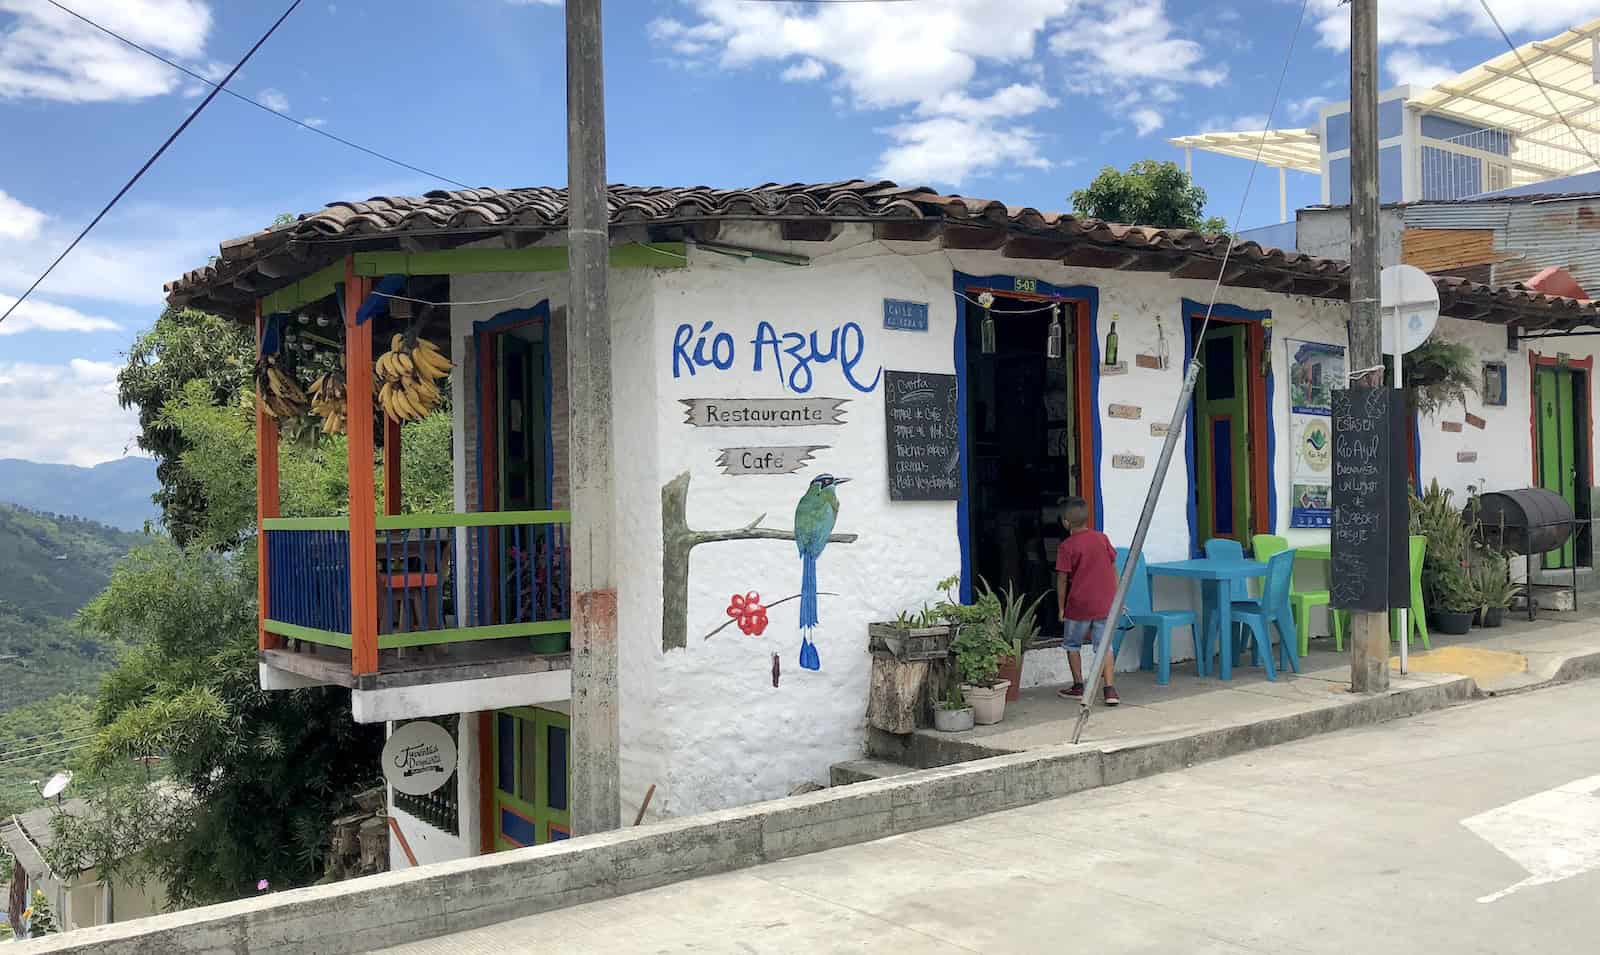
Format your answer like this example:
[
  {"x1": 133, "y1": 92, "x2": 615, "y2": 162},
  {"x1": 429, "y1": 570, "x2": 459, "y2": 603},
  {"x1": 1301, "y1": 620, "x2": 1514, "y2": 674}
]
[
  {"x1": 1330, "y1": 387, "x2": 1409, "y2": 611},
  {"x1": 884, "y1": 370, "x2": 960, "y2": 501}
]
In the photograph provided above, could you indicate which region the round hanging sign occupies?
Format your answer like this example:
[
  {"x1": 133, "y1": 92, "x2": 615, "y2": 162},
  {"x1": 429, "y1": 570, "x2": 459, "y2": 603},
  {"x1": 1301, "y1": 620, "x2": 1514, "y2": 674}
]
[{"x1": 382, "y1": 721, "x2": 457, "y2": 796}]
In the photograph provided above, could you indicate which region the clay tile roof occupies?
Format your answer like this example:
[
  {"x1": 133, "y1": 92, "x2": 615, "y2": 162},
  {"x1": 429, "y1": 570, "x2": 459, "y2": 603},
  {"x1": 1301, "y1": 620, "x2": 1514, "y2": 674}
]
[{"x1": 163, "y1": 180, "x2": 1600, "y2": 330}]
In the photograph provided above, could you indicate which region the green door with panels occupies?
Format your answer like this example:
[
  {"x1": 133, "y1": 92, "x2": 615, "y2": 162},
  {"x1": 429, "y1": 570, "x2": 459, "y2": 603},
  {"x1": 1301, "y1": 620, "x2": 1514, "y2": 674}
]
[
  {"x1": 1536, "y1": 366, "x2": 1581, "y2": 569},
  {"x1": 1194, "y1": 324, "x2": 1252, "y2": 548},
  {"x1": 492, "y1": 706, "x2": 571, "y2": 849}
]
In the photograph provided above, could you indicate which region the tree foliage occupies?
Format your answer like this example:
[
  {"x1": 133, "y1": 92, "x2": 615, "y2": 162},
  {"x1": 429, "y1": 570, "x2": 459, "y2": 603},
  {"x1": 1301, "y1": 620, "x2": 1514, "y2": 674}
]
[
  {"x1": 53, "y1": 306, "x2": 454, "y2": 906},
  {"x1": 1070, "y1": 160, "x2": 1229, "y2": 233},
  {"x1": 118, "y1": 307, "x2": 254, "y2": 546}
]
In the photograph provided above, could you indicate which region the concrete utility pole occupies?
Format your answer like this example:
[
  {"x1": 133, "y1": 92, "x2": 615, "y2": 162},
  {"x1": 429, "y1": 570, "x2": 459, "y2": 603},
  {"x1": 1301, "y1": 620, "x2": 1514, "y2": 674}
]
[
  {"x1": 565, "y1": 0, "x2": 622, "y2": 834},
  {"x1": 1347, "y1": 0, "x2": 1390, "y2": 693}
]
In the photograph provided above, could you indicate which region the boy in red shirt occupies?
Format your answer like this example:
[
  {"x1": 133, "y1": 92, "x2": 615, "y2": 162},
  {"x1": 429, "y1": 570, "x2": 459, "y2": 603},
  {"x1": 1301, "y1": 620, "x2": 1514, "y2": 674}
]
[{"x1": 1054, "y1": 496, "x2": 1120, "y2": 706}]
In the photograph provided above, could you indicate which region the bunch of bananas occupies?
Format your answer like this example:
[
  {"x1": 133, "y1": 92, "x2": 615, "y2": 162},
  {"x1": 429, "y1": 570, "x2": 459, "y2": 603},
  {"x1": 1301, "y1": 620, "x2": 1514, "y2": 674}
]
[
  {"x1": 376, "y1": 333, "x2": 451, "y2": 422},
  {"x1": 309, "y1": 369, "x2": 348, "y2": 435},
  {"x1": 257, "y1": 355, "x2": 310, "y2": 420}
]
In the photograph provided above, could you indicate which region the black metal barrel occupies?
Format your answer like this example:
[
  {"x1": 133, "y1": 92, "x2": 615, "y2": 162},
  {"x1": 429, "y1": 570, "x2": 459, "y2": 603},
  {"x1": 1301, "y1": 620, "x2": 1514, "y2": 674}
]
[{"x1": 1473, "y1": 487, "x2": 1574, "y2": 556}]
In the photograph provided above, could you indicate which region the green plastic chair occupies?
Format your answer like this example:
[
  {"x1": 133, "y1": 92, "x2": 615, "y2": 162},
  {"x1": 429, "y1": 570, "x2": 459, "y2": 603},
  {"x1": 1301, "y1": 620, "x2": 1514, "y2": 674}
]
[
  {"x1": 1252, "y1": 534, "x2": 1332, "y2": 657},
  {"x1": 1331, "y1": 535, "x2": 1429, "y2": 651}
]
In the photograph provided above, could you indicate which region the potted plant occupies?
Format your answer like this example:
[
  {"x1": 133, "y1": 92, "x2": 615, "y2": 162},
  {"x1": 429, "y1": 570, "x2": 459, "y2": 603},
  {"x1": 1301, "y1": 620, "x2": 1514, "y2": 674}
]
[
  {"x1": 1392, "y1": 337, "x2": 1479, "y2": 417},
  {"x1": 1473, "y1": 552, "x2": 1515, "y2": 628},
  {"x1": 1413, "y1": 479, "x2": 1477, "y2": 634},
  {"x1": 868, "y1": 599, "x2": 953, "y2": 662},
  {"x1": 992, "y1": 582, "x2": 1047, "y2": 702},
  {"x1": 932, "y1": 684, "x2": 974, "y2": 733},
  {"x1": 949, "y1": 598, "x2": 1012, "y2": 724}
]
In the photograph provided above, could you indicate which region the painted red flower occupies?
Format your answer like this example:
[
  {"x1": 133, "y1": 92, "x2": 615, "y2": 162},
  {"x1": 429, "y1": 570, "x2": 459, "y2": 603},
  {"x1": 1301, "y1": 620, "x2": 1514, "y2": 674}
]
[{"x1": 726, "y1": 591, "x2": 769, "y2": 636}]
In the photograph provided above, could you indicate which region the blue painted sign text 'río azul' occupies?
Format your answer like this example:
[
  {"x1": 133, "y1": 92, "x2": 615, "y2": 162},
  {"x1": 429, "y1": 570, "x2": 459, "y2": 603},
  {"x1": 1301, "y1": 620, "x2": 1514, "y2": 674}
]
[{"x1": 672, "y1": 320, "x2": 882, "y2": 394}]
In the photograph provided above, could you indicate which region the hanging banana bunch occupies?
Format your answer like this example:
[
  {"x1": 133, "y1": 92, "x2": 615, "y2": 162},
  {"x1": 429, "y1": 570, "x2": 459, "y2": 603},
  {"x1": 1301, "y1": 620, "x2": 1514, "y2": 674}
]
[
  {"x1": 375, "y1": 332, "x2": 452, "y2": 422},
  {"x1": 256, "y1": 354, "x2": 310, "y2": 421},
  {"x1": 310, "y1": 365, "x2": 349, "y2": 435}
]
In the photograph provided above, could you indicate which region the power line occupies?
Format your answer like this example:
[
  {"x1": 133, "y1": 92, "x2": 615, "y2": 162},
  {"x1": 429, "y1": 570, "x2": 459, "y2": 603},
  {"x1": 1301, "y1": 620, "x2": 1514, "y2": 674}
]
[
  {"x1": 0, "y1": 0, "x2": 305, "y2": 329},
  {"x1": 44, "y1": 0, "x2": 469, "y2": 190},
  {"x1": 0, "y1": 733, "x2": 102, "y2": 761},
  {"x1": 1476, "y1": 0, "x2": 1600, "y2": 173},
  {"x1": 0, "y1": 742, "x2": 95, "y2": 768}
]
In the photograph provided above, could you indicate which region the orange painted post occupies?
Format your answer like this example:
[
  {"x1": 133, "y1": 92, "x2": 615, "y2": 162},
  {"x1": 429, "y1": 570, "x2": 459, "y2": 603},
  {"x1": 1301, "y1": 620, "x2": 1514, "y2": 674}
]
[
  {"x1": 345, "y1": 261, "x2": 380, "y2": 675},
  {"x1": 256, "y1": 302, "x2": 282, "y2": 652},
  {"x1": 383, "y1": 415, "x2": 402, "y2": 516}
]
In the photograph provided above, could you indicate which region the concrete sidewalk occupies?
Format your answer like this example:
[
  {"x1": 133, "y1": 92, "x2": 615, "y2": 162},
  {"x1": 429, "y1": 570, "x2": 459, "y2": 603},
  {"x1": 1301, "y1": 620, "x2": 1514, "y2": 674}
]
[{"x1": 26, "y1": 609, "x2": 1600, "y2": 955}]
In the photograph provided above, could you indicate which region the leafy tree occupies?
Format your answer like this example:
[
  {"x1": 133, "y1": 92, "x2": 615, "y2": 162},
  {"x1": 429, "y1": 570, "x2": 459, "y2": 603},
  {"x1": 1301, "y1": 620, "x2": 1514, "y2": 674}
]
[
  {"x1": 118, "y1": 308, "x2": 254, "y2": 546},
  {"x1": 55, "y1": 306, "x2": 454, "y2": 905},
  {"x1": 1070, "y1": 160, "x2": 1230, "y2": 233}
]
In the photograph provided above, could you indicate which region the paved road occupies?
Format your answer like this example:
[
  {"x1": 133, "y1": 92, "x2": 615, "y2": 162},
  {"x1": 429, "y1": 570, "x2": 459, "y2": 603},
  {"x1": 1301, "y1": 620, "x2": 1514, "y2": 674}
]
[{"x1": 380, "y1": 682, "x2": 1600, "y2": 954}]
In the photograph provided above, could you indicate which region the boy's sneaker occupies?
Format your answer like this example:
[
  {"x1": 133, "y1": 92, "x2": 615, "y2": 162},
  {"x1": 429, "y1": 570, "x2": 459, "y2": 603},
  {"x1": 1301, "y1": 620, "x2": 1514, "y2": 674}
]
[
  {"x1": 1057, "y1": 682, "x2": 1085, "y2": 699},
  {"x1": 1103, "y1": 686, "x2": 1121, "y2": 706}
]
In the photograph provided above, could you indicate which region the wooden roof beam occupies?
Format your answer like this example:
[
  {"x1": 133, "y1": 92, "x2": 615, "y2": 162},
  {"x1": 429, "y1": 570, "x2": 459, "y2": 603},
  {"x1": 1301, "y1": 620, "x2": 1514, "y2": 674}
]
[
  {"x1": 940, "y1": 225, "x2": 1008, "y2": 250},
  {"x1": 1060, "y1": 246, "x2": 1139, "y2": 269},
  {"x1": 780, "y1": 220, "x2": 844, "y2": 243},
  {"x1": 873, "y1": 220, "x2": 941, "y2": 243},
  {"x1": 1000, "y1": 235, "x2": 1070, "y2": 260}
]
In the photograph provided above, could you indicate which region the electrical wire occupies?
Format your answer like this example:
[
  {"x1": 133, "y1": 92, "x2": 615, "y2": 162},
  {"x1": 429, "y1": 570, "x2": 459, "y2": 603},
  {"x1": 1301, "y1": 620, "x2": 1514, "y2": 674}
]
[
  {"x1": 0, "y1": 742, "x2": 96, "y2": 768},
  {"x1": 0, "y1": 733, "x2": 103, "y2": 761},
  {"x1": 0, "y1": 0, "x2": 304, "y2": 328},
  {"x1": 43, "y1": 0, "x2": 470, "y2": 191},
  {"x1": 1477, "y1": 0, "x2": 1600, "y2": 173}
]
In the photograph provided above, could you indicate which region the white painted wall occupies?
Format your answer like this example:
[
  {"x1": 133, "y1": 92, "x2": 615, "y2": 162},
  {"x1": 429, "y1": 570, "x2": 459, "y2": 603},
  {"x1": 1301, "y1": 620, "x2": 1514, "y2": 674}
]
[{"x1": 422, "y1": 226, "x2": 1593, "y2": 824}]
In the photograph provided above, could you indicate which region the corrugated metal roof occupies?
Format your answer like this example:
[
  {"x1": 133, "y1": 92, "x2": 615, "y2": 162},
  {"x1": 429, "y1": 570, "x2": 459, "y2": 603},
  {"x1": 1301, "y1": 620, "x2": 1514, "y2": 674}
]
[{"x1": 1403, "y1": 204, "x2": 1512, "y2": 231}]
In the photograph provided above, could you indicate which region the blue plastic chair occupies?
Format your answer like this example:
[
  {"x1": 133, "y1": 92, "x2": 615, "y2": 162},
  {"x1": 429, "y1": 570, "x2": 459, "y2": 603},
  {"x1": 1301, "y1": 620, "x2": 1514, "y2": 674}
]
[
  {"x1": 1116, "y1": 548, "x2": 1198, "y2": 685},
  {"x1": 1203, "y1": 538, "x2": 1251, "y2": 602},
  {"x1": 1228, "y1": 549, "x2": 1300, "y2": 679}
]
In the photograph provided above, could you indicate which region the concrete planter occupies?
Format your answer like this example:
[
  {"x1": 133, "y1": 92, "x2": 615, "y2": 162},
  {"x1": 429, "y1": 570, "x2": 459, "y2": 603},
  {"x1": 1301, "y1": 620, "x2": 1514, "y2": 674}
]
[
  {"x1": 932, "y1": 705, "x2": 975, "y2": 732},
  {"x1": 962, "y1": 681, "x2": 1009, "y2": 725}
]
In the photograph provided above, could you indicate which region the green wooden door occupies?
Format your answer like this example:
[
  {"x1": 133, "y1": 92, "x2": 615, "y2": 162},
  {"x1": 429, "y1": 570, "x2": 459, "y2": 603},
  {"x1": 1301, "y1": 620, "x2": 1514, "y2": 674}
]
[
  {"x1": 491, "y1": 706, "x2": 571, "y2": 849},
  {"x1": 1194, "y1": 324, "x2": 1252, "y2": 548},
  {"x1": 1536, "y1": 366, "x2": 1579, "y2": 569}
]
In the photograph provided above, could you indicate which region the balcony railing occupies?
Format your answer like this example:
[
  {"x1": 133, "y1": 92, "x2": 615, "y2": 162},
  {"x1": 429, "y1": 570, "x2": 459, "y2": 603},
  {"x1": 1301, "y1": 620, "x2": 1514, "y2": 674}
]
[{"x1": 261, "y1": 511, "x2": 571, "y2": 662}]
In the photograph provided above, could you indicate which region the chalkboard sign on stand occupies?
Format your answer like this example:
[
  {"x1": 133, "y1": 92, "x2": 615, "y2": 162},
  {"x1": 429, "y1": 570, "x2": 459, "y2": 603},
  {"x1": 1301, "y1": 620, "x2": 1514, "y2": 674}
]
[
  {"x1": 884, "y1": 370, "x2": 960, "y2": 501},
  {"x1": 1330, "y1": 387, "x2": 1409, "y2": 611}
]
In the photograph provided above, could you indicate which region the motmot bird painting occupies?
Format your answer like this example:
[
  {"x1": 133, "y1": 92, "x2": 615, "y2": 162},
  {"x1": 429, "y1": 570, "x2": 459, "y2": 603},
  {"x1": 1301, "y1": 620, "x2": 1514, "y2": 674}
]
[{"x1": 794, "y1": 473, "x2": 849, "y2": 671}]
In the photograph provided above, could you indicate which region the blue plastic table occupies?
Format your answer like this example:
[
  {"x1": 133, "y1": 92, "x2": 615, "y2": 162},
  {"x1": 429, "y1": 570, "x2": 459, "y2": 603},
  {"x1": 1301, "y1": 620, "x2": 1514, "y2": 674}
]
[{"x1": 1145, "y1": 558, "x2": 1268, "y2": 680}]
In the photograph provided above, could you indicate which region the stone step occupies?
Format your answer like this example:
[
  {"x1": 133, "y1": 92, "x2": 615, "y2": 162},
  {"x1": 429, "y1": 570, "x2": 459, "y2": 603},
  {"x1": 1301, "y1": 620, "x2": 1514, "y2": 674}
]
[{"x1": 829, "y1": 758, "x2": 916, "y2": 787}]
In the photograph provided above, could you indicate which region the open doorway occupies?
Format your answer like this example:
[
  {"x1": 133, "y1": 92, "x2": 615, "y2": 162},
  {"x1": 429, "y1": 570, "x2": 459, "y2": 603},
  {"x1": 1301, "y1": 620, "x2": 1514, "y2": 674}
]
[
  {"x1": 1531, "y1": 354, "x2": 1593, "y2": 569},
  {"x1": 957, "y1": 274, "x2": 1098, "y2": 632},
  {"x1": 1185, "y1": 302, "x2": 1274, "y2": 555}
]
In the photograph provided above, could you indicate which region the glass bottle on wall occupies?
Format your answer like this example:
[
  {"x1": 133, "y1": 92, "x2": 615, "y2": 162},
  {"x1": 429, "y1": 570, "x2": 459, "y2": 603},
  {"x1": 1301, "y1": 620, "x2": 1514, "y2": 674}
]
[{"x1": 1104, "y1": 317, "x2": 1119, "y2": 366}]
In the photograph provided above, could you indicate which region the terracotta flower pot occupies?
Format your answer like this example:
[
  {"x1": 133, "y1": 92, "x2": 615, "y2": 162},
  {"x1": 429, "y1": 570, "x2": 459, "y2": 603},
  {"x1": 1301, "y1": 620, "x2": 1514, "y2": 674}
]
[
  {"x1": 962, "y1": 681, "x2": 1009, "y2": 725},
  {"x1": 996, "y1": 655, "x2": 1023, "y2": 702}
]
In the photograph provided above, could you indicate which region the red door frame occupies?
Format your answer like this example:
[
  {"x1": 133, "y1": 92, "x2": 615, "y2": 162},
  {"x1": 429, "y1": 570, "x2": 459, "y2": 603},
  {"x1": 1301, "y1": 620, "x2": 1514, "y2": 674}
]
[
  {"x1": 1527, "y1": 351, "x2": 1596, "y2": 486},
  {"x1": 963, "y1": 287, "x2": 1099, "y2": 522}
]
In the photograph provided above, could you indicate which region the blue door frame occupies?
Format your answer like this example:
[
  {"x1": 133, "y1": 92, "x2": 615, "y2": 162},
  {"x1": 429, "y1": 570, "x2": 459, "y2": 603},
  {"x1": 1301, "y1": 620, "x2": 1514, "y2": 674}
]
[{"x1": 953, "y1": 272, "x2": 1102, "y2": 602}]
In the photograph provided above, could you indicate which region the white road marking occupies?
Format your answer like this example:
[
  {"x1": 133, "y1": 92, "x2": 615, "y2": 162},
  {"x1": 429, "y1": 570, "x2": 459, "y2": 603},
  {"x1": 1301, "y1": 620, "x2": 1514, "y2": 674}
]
[{"x1": 1462, "y1": 773, "x2": 1600, "y2": 903}]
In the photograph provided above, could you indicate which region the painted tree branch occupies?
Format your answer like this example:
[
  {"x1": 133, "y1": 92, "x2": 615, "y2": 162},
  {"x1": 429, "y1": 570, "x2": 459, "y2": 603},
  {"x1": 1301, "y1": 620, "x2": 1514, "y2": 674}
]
[
  {"x1": 702, "y1": 591, "x2": 839, "y2": 641},
  {"x1": 662, "y1": 471, "x2": 857, "y2": 652}
]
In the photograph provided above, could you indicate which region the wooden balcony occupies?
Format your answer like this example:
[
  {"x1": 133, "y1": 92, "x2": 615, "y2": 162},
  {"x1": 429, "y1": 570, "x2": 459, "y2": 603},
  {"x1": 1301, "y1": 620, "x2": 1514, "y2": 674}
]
[{"x1": 259, "y1": 510, "x2": 571, "y2": 690}]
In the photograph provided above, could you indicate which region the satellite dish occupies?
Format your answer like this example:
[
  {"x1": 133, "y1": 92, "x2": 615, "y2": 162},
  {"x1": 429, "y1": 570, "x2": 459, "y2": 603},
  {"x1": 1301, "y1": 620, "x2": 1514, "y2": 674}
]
[
  {"x1": 39, "y1": 771, "x2": 72, "y2": 800},
  {"x1": 1380, "y1": 264, "x2": 1440, "y2": 355}
]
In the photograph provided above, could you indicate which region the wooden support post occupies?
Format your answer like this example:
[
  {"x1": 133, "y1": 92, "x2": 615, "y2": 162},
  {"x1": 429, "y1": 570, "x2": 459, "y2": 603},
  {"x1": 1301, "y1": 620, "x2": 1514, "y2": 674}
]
[
  {"x1": 384, "y1": 416, "x2": 402, "y2": 516},
  {"x1": 345, "y1": 260, "x2": 380, "y2": 676},
  {"x1": 256, "y1": 302, "x2": 282, "y2": 652}
]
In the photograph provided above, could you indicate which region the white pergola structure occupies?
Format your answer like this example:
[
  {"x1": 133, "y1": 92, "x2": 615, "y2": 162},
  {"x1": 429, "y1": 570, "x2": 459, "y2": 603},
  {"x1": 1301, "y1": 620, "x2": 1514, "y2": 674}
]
[
  {"x1": 1166, "y1": 129, "x2": 1320, "y2": 223},
  {"x1": 1170, "y1": 17, "x2": 1600, "y2": 217}
]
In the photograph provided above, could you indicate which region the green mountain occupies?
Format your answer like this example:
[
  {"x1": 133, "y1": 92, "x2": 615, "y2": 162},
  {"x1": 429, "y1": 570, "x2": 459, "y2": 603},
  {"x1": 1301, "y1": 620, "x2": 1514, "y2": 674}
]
[
  {"x1": 0, "y1": 457, "x2": 160, "y2": 531},
  {"x1": 0, "y1": 504, "x2": 146, "y2": 712}
]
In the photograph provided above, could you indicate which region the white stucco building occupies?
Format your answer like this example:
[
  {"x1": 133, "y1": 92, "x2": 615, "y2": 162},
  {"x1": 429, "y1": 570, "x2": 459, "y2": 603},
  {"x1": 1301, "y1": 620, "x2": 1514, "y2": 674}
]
[{"x1": 166, "y1": 180, "x2": 1600, "y2": 870}]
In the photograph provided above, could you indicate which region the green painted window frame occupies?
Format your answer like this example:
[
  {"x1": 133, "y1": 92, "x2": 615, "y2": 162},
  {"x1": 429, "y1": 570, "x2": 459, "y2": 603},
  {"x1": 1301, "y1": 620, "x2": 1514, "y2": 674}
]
[{"x1": 491, "y1": 706, "x2": 571, "y2": 850}]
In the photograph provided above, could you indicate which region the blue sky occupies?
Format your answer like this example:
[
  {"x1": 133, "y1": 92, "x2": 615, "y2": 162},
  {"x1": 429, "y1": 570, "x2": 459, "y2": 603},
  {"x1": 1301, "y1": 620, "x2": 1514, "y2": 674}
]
[{"x1": 1, "y1": 0, "x2": 1594, "y2": 464}]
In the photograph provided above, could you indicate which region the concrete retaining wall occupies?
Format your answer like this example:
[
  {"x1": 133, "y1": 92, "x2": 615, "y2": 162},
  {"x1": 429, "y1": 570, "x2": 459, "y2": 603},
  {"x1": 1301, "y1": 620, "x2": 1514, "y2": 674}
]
[{"x1": 19, "y1": 675, "x2": 1475, "y2": 955}]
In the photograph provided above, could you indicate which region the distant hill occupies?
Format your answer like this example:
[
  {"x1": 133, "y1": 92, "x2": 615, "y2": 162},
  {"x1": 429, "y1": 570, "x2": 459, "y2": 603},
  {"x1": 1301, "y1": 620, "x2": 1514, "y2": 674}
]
[
  {"x1": 0, "y1": 504, "x2": 146, "y2": 713},
  {"x1": 0, "y1": 457, "x2": 160, "y2": 531}
]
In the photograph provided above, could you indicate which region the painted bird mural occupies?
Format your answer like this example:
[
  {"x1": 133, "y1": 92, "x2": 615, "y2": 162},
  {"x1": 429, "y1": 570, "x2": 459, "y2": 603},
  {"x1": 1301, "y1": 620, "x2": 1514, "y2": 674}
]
[{"x1": 794, "y1": 473, "x2": 849, "y2": 671}]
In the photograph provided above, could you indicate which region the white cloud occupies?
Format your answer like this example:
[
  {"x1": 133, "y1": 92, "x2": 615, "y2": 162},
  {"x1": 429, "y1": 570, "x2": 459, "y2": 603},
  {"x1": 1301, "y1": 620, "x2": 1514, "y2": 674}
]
[
  {"x1": 781, "y1": 59, "x2": 825, "y2": 83},
  {"x1": 1131, "y1": 108, "x2": 1164, "y2": 136},
  {"x1": 0, "y1": 190, "x2": 46, "y2": 241},
  {"x1": 0, "y1": 294, "x2": 118, "y2": 335},
  {"x1": 649, "y1": 0, "x2": 1168, "y2": 184},
  {"x1": 879, "y1": 116, "x2": 1052, "y2": 184},
  {"x1": 1385, "y1": 49, "x2": 1458, "y2": 90},
  {"x1": 1049, "y1": 2, "x2": 1225, "y2": 89},
  {"x1": 504, "y1": 0, "x2": 561, "y2": 5},
  {"x1": 0, "y1": 0, "x2": 213, "y2": 103},
  {"x1": 1198, "y1": 113, "x2": 1270, "y2": 134},
  {"x1": 0, "y1": 360, "x2": 138, "y2": 466},
  {"x1": 256, "y1": 87, "x2": 290, "y2": 113},
  {"x1": 1290, "y1": 95, "x2": 1334, "y2": 121},
  {"x1": 302, "y1": 116, "x2": 328, "y2": 128},
  {"x1": 1310, "y1": 0, "x2": 1600, "y2": 53}
]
